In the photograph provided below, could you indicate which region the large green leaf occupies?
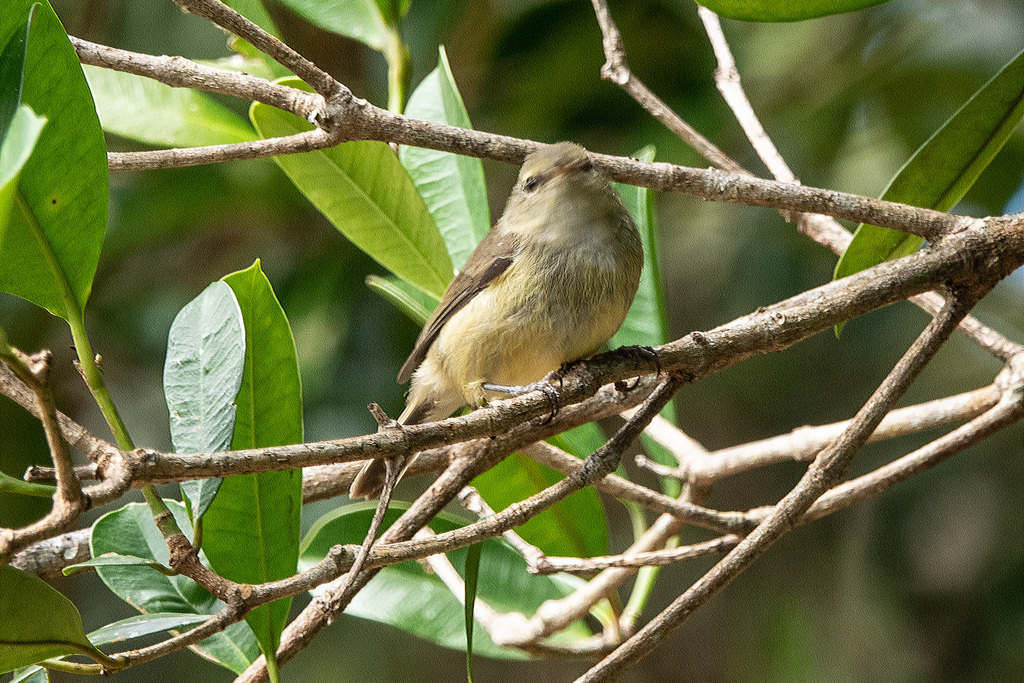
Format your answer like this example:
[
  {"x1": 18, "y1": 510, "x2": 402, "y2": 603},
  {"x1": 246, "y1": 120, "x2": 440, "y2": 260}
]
[
  {"x1": 163, "y1": 280, "x2": 246, "y2": 521},
  {"x1": 91, "y1": 501, "x2": 260, "y2": 673},
  {"x1": 83, "y1": 66, "x2": 255, "y2": 148},
  {"x1": 299, "y1": 503, "x2": 593, "y2": 658},
  {"x1": 835, "y1": 48, "x2": 1024, "y2": 286},
  {"x1": 696, "y1": 0, "x2": 892, "y2": 22},
  {"x1": 0, "y1": 1, "x2": 107, "y2": 319},
  {"x1": 400, "y1": 46, "x2": 490, "y2": 270},
  {"x1": 250, "y1": 79, "x2": 452, "y2": 297},
  {"x1": 0, "y1": 565, "x2": 102, "y2": 674},
  {"x1": 201, "y1": 261, "x2": 303, "y2": 674}
]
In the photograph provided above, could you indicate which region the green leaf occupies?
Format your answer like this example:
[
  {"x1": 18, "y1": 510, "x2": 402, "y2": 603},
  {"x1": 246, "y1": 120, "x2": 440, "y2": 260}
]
[
  {"x1": 90, "y1": 501, "x2": 260, "y2": 673},
  {"x1": 9, "y1": 665, "x2": 47, "y2": 683},
  {"x1": 0, "y1": 466, "x2": 53, "y2": 497},
  {"x1": 299, "y1": 503, "x2": 593, "y2": 658},
  {"x1": 0, "y1": 565, "x2": 101, "y2": 674},
  {"x1": 12, "y1": 613, "x2": 219, "y2": 680},
  {"x1": 612, "y1": 146, "x2": 669, "y2": 352},
  {"x1": 471, "y1": 447, "x2": 608, "y2": 559},
  {"x1": 0, "y1": 1, "x2": 107, "y2": 320},
  {"x1": 835, "y1": 48, "x2": 1024, "y2": 290},
  {"x1": 83, "y1": 65, "x2": 255, "y2": 148},
  {"x1": 695, "y1": 0, "x2": 892, "y2": 22},
  {"x1": 400, "y1": 46, "x2": 490, "y2": 270},
  {"x1": 464, "y1": 542, "x2": 482, "y2": 683},
  {"x1": 164, "y1": 280, "x2": 246, "y2": 521},
  {"x1": 611, "y1": 145, "x2": 680, "y2": 497},
  {"x1": 63, "y1": 553, "x2": 172, "y2": 577},
  {"x1": 365, "y1": 274, "x2": 436, "y2": 326},
  {"x1": 87, "y1": 612, "x2": 211, "y2": 646},
  {"x1": 250, "y1": 79, "x2": 452, "y2": 297},
  {"x1": 0, "y1": 106, "x2": 45, "y2": 246},
  {"x1": 278, "y1": 0, "x2": 390, "y2": 51},
  {"x1": 373, "y1": 0, "x2": 411, "y2": 25},
  {"x1": 202, "y1": 261, "x2": 303, "y2": 674},
  {"x1": 0, "y1": 7, "x2": 31, "y2": 137}
]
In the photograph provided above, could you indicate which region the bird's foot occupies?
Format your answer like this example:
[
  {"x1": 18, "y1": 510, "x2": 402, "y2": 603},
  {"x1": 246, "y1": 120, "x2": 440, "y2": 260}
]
[
  {"x1": 615, "y1": 345, "x2": 660, "y2": 392},
  {"x1": 482, "y1": 379, "x2": 561, "y2": 423}
]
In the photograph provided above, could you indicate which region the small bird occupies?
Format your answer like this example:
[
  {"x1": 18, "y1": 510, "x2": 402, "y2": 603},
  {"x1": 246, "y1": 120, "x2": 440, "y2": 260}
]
[{"x1": 350, "y1": 142, "x2": 644, "y2": 499}]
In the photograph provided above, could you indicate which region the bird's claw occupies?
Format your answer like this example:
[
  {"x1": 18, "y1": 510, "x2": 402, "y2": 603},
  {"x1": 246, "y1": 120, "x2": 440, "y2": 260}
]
[{"x1": 618, "y1": 345, "x2": 660, "y2": 391}]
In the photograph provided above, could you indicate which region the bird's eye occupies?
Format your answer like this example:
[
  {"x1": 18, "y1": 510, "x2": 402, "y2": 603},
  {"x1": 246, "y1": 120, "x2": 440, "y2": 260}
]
[{"x1": 523, "y1": 175, "x2": 541, "y2": 193}]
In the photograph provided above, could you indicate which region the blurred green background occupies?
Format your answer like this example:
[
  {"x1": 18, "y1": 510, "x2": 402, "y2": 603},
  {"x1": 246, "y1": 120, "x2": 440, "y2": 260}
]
[{"x1": 3, "y1": 0, "x2": 1024, "y2": 681}]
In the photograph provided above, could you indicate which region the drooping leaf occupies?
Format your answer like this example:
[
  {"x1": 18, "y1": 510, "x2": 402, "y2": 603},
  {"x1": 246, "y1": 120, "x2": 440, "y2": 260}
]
[
  {"x1": 90, "y1": 501, "x2": 260, "y2": 673},
  {"x1": 0, "y1": 2, "x2": 107, "y2": 320},
  {"x1": 464, "y1": 542, "x2": 482, "y2": 683},
  {"x1": 695, "y1": 0, "x2": 892, "y2": 22},
  {"x1": 835, "y1": 48, "x2": 1024, "y2": 297},
  {"x1": 164, "y1": 280, "x2": 246, "y2": 521},
  {"x1": 83, "y1": 65, "x2": 255, "y2": 148},
  {"x1": 250, "y1": 79, "x2": 452, "y2": 297},
  {"x1": 299, "y1": 503, "x2": 593, "y2": 658},
  {"x1": 0, "y1": 565, "x2": 102, "y2": 674},
  {"x1": 400, "y1": 46, "x2": 490, "y2": 270},
  {"x1": 611, "y1": 146, "x2": 681, "y2": 498},
  {"x1": 365, "y1": 274, "x2": 436, "y2": 326},
  {"x1": 201, "y1": 261, "x2": 303, "y2": 676}
]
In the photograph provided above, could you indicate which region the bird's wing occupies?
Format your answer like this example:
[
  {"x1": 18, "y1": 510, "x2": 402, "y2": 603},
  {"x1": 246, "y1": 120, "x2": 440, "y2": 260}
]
[{"x1": 397, "y1": 229, "x2": 517, "y2": 384}]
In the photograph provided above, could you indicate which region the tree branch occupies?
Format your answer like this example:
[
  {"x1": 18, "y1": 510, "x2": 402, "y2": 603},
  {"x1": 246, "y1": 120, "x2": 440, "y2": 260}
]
[{"x1": 577, "y1": 283, "x2": 989, "y2": 681}]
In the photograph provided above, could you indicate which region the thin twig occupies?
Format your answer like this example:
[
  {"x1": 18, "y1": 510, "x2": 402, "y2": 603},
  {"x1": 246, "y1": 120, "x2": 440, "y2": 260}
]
[
  {"x1": 172, "y1": 0, "x2": 340, "y2": 96},
  {"x1": 692, "y1": 13, "x2": 1024, "y2": 362},
  {"x1": 459, "y1": 487, "x2": 548, "y2": 568},
  {"x1": 697, "y1": 8, "x2": 796, "y2": 183},
  {"x1": 107, "y1": 129, "x2": 336, "y2": 172},
  {"x1": 536, "y1": 536, "x2": 740, "y2": 573},
  {"x1": 590, "y1": 0, "x2": 742, "y2": 174}
]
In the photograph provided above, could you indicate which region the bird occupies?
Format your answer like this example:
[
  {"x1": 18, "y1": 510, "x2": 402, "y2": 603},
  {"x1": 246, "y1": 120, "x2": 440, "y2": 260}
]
[{"x1": 350, "y1": 141, "x2": 644, "y2": 499}]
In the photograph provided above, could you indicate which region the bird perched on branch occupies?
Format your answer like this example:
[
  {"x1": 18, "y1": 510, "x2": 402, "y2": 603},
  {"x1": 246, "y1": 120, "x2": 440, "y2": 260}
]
[{"x1": 351, "y1": 141, "x2": 644, "y2": 499}]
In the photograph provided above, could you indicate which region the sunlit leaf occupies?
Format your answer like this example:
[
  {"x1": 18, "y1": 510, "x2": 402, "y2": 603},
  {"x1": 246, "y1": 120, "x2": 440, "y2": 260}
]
[
  {"x1": 400, "y1": 46, "x2": 490, "y2": 270},
  {"x1": 251, "y1": 79, "x2": 451, "y2": 297},
  {"x1": 83, "y1": 66, "x2": 255, "y2": 147}
]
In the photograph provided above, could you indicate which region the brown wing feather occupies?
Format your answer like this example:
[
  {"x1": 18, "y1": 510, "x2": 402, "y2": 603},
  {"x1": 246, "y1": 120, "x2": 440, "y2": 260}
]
[{"x1": 397, "y1": 229, "x2": 518, "y2": 384}]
